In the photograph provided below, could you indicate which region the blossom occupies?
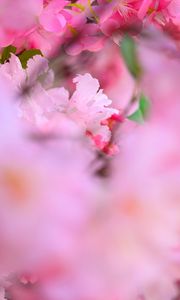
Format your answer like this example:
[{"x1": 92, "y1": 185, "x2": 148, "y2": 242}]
[
  {"x1": 101, "y1": 121, "x2": 180, "y2": 300},
  {"x1": 0, "y1": 0, "x2": 178, "y2": 56},
  {"x1": 0, "y1": 54, "x2": 118, "y2": 149},
  {"x1": 65, "y1": 23, "x2": 106, "y2": 56},
  {"x1": 39, "y1": 0, "x2": 69, "y2": 33},
  {"x1": 69, "y1": 73, "x2": 118, "y2": 145},
  {"x1": 0, "y1": 0, "x2": 43, "y2": 47},
  {"x1": 0, "y1": 75, "x2": 96, "y2": 283},
  {"x1": 1, "y1": 2, "x2": 180, "y2": 300}
]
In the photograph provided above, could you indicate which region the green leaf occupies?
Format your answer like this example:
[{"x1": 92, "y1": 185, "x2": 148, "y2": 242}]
[
  {"x1": 128, "y1": 109, "x2": 144, "y2": 123},
  {"x1": 120, "y1": 35, "x2": 141, "y2": 78},
  {"x1": 0, "y1": 45, "x2": 17, "y2": 64},
  {"x1": 18, "y1": 49, "x2": 43, "y2": 69},
  {"x1": 139, "y1": 94, "x2": 150, "y2": 118},
  {"x1": 127, "y1": 94, "x2": 150, "y2": 123}
]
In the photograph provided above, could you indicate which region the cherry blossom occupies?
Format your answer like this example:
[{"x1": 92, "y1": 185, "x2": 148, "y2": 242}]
[
  {"x1": 0, "y1": 54, "x2": 118, "y2": 149},
  {"x1": 0, "y1": 2, "x2": 180, "y2": 300}
]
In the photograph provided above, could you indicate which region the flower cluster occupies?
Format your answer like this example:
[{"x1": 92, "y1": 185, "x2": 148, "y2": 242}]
[
  {"x1": 0, "y1": 0, "x2": 179, "y2": 55},
  {"x1": 0, "y1": 0, "x2": 180, "y2": 300}
]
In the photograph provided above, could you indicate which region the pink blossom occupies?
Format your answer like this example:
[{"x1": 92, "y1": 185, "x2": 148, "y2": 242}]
[
  {"x1": 165, "y1": 0, "x2": 180, "y2": 27},
  {"x1": 69, "y1": 73, "x2": 118, "y2": 142},
  {"x1": 0, "y1": 54, "x2": 118, "y2": 149},
  {"x1": 0, "y1": 0, "x2": 43, "y2": 47},
  {"x1": 39, "y1": 0, "x2": 68, "y2": 33},
  {"x1": 0, "y1": 76, "x2": 96, "y2": 282},
  {"x1": 65, "y1": 24, "x2": 106, "y2": 55}
]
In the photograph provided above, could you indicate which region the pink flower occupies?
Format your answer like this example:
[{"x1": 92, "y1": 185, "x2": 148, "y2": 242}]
[
  {"x1": 165, "y1": 0, "x2": 180, "y2": 27},
  {"x1": 69, "y1": 73, "x2": 118, "y2": 142},
  {"x1": 0, "y1": 74, "x2": 96, "y2": 283},
  {"x1": 39, "y1": 0, "x2": 69, "y2": 33},
  {"x1": 0, "y1": 0, "x2": 43, "y2": 47},
  {"x1": 65, "y1": 24, "x2": 106, "y2": 55},
  {"x1": 0, "y1": 54, "x2": 118, "y2": 149}
]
